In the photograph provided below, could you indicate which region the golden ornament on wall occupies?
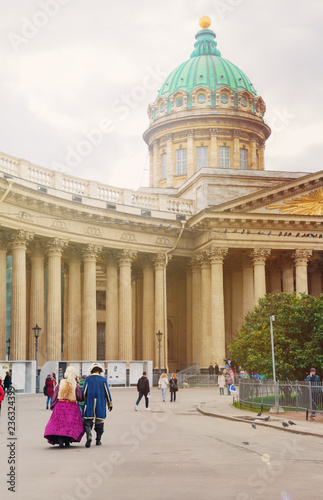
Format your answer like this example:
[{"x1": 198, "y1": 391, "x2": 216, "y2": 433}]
[{"x1": 267, "y1": 189, "x2": 323, "y2": 216}]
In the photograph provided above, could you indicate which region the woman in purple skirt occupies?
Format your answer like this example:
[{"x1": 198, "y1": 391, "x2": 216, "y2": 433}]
[{"x1": 44, "y1": 366, "x2": 84, "y2": 448}]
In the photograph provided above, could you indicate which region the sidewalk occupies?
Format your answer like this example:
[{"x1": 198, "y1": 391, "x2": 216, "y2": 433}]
[{"x1": 197, "y1": 390, "x2": 323, "y2": 438}]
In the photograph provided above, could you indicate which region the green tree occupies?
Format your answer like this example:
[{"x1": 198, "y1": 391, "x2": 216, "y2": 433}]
[{"x1": 228, "y1": 293, "x2": 323, "y2": 380}]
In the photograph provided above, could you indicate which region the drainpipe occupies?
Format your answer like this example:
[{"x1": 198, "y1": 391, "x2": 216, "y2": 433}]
[
  {"x1": 163, "y1": 220, "x2": 186, "y2": 373},
  {"x1": 0, "y1": 179, "x2": 14, "y2": 203}
]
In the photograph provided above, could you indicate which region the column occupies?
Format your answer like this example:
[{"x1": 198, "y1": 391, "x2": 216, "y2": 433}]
[
  {"x1": 29, "y1": 243, "x2": 45, "y2": 365},
  {"x1": 224, "y1": 262, "x2": 232, "y2": 350},
  {"x1": 132, "y1": 277, "x2": 137, "y2": 359},
  {"x1": 294, "y1": 250, "x2": 312, "y2": 294},
  {"x1": 250, "y1": 134, "x2": 257, "y2": 170},
  {"x1": 186, "y1": 129, "x2": 194, "y2": 178},
  {"x1": 11, "y1": 230, "x2": 33, "y2": 360},
  {"x1": 242, "y1": 252, "x2": 254, "y2": 318},
  {"x1": 210, "y1": 129, "x2": 218, "y2": 168},
  {"x1": 269, "y1": 257, "x2": 282, "y2": 294},
  {"x1": 199, "y1": 252, "x2": 211, "y2": 369},
  {"x1": 152, "y1": 139, "x2": 160, "y2": 187},
  {"x1": 309, "y1": 261, "x2": 322, "y2": 297},
  {"x1": 82, "y1": 244, "x2": 101, "y2": 360},
  {"x1": 166, "y1": 134, "x2": 174, "y2": 187},
  {"x1": 106, "y1": 253, "x2": 119, "y2": 360},
  {"x1": 66, "y1": 249, "x2": 82, "y2": 360},
  {"x1": 136, "y1": 276, "x2": 143, "y2": 360},
  {"x1": 231, "y1": 260, "x2": 243, "y2": 336},
  {"x1": 0, "y1": 236, "x2": 7, "y2": 360},
  {"x1": 154, "y1": 254, "x2": 167, "y2": 369},
  {"x1": 47, "y1": 238, "x2": 67, "y2": 361},
  {"x1": 282, "y1": 253, "x2": 294, "y2": 293},
  {"x1": 259, "y1": 140, "x2": 265, "y2": 170},
  {"x1": 186, "y1": 266, "x2": 192, "y2": 364},
  {"x1": 190, "y1": 256, "x2": 201, "y2": 365},
  {"x1": 118, "y1": 249, "x2": 137, "y2": 361},
  {"x1": 232, "y1": 129, "x2": 240, "y2": 169},
  {"x1": 142, "y1": 256, "x2": 154, "y2": 362},
  {"x1": 208, "y1": 247, "x2": 228, "y2": 365},
  {"x1": 252, "y1": 249, "x2": 271, "y2": 307}
]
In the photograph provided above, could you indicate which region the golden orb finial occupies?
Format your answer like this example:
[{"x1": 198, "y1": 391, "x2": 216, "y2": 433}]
[{"x1": 199, "y1": 16, "x2": 211, "y2": 29}]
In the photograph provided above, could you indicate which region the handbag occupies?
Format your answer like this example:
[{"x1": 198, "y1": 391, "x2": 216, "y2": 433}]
[
  {"x1": 43, "y1": 385, "x2": 47, "y2": 396},
  {"x1": 230, "y1": 384, "x2": 236, "y2": 393}
]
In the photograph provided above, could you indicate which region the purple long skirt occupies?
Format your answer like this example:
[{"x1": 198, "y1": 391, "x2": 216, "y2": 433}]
[{"x1": 44, "y1": 400, "x2": 84, "y2": 446}]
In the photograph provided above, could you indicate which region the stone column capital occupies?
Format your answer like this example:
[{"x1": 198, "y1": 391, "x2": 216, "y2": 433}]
[
  {"x1": 165, "y1": 133, "x2": 174, "y2": 142},
  {"x1": 207, "y1": 247, "x2": 228, "y2": 264},
  {"x1": 153, "y1": 253, "x2": 167, "y2": 269},
  {"x1": 293, "y1": 249, "x2": 312, "y2": 265},
  {"x1": 242, "y1": 252, "x2": 254, "y2": 268},
  {"x1": 118, "y1": 249, "x2": 137, "y2": 265},
  {"x1": 46, "y1": 238, "x2": 68, "y2": 256},
  {"x1": 189, "y1": 255, "x2": 200, "y2": 271},
  {"x1": 11, "y1": 230, "x2": 34, "y2": 248},
  {"x1": 186, "y1": 129, "x2": 194, "y2": 138},
  {"x1": 83, "y1": 244, "x2": 102, "y2": 261},
  {"x1": 142, "y1": 255, "x2": 154, "y2": 269},
  {"x1": 252, "y1": 248, "x2": 271, "y2": 265},
  {"x1": 152, "y1": 138, "x2": 160, "y2": 148},
  {"x1": 209, "y1": 128, "x2": 219, "y2": 136}
]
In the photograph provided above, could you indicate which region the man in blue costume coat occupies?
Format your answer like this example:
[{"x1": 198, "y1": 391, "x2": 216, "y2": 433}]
[{"x1": 82, "y1": 362, "x2": 113, "y2": 447}]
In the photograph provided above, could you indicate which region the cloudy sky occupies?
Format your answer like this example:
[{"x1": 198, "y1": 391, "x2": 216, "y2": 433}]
[{"x1": 0, "y1": 0, "x2": 322, "y2": 190}]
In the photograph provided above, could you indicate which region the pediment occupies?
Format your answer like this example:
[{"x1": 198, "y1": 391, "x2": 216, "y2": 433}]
[{"x1": 209, "y1": 170, "x2": 323, "y2": 216}]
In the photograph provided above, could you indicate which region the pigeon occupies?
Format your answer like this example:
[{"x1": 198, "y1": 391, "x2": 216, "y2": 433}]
[
  {"x1": 257, "y1": 412, "x2": 262, "y2": 416},
  {"x1": 252, "y1": 423, "x2": 257, "y2": 429},
  {"x1": 282, "y1": 422, "x2": 289, "y2": 427},
  {"x1": 264, "y1": 416, "x2": 270, "y2": 421},
  {"x1": 288, "y1": 420, "x2": 296, "y2": 425}
]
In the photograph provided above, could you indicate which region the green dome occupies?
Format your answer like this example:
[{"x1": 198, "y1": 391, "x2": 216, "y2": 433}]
[{"x1": 158, "y1": 28, "x2": 257, "y2": 98}]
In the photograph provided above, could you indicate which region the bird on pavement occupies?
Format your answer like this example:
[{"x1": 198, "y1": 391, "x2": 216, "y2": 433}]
[
  {"x1": 264, "y1": 416, "x2": 270, "y2": 421},
  {"x1": 257, "y1": 412, "x2": 262, "y2": 416},
  {"x1": 288, "y1": 420, "x2": 296, "y2": 425},
  {"x1": 252, "y1": 423, "x2": 257, "y2": 429},
  {"x1": 282, "y1": 422, "x2": 289, "y2": 427}
]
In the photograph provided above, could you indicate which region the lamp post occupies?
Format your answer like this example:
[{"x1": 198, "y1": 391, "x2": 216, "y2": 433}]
[
  {"x1": 156, "y1": 330, "x2": 163, "y2": 380},
  {"x1": 6, "y1": 338, "x2": 10, "y2": 361},
  {"x1": 270, "y1": 315, "x2": 278, "y2": 411},
  {"x1": 32, "y1": 324, "x2": 42, "y2": 393}
]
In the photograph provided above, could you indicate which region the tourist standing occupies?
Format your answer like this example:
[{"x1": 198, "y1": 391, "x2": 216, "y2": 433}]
[
  {"x1": 306, "y1": 367, "x2": 321, "y2": 417},
  {"x1": 169, "y1": 373, "x2": 178, "y2": 402},
  {"x1": 158, "y1": 373, "x2": 168, "y2": 402},
  {"x1": 45, "y1": 374, "x2": 55, "y2": 409},
  {"x1": 218, "y1": 372, "x2": 225, "y2": 395},
  {"x1": 135, "y1": 371, "x2": 150, "y2": 411},
  {"x1": 4, "y1": 371, "x2": 11, "y2": 395},
  {"x1": 44, "y1": 366, "x2": 84, "y2": 448},
  {"x1": 224, "y1": 370, "x2": 233, "y2": 396},
  {"x1": 0, "y1": 380, "x2": 4, "y2": 415},
  {"x1": 82, "y1": 363, "x2": 113, "y2": 447}
]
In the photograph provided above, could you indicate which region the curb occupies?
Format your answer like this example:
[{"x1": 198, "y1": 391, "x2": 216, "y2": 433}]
[{"x1": 197, "y1": 404, "x2": 323, "y2": 439}]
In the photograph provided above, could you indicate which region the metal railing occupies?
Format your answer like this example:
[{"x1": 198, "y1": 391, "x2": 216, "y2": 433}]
[{"x1": 238, "y1": 379, "x2": 323, "y2": 412}]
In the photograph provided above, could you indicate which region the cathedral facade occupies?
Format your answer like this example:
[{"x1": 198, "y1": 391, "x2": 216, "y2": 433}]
[{"x1": 1, "y1": 18, "x2": 322, "y2": 372}]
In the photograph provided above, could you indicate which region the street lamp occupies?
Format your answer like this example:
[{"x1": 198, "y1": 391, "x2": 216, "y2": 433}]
[
  {"x1": 156, "y1": 330, "x2": 163, "y2": 379},
  {"x1": 32, "y1": 324, "x2": 42, "y2": 393},
  {"x1": 6, "y1": 338, "x2": 10, "y2": 361},
  {"x1": 270, "y1": 315, "x2": 279, "y2": 412}
]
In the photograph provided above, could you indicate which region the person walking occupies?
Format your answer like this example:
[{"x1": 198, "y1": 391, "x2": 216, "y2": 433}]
[
  {"x1": 3, "y1": 371, "x2": 11, "y2": 395},
  {"x1": 214, "y1": 363, "x2": 220, "y2": 376},
  {"x1": 44, "y1": 366, "x2": 84, "y2": 448},
  {"x1": 82, "y1": 363, "x2": 113, "y2": 447},
  {"x1": 306, "y1": 367, "x2": 321, "y2": 417},
  {"x1": 224, "y1": 370, "x2": 234, "y2": 396},
  {"x1": 135, "y1": 371, "x2": 150, "y2": 411},
  {"x1": 0, "y1": 380, "x2": 4, "y2": 415},
  {"x1": 169, "y1": 373, "x2": 178, "y2": 402},
  {"x1": 45, "y1": 374, "x2": 55, "y2": 409},
  {"x1": 218, "y1": 372, "x2": 225, "y2": 395},
  {"x1": 77, "y1": 374, "x2": 87, "y2": 415},
  {"x1": 158, "y1": 373, "x2": 168, "y2": 402}
]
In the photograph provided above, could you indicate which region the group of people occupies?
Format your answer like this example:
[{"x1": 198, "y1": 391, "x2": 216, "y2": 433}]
[
  {"x1": 157, "y1": 373, "x2": 178, "y2": 403},
  {"x1": 44, "y1": 363, "x2": 113, "y2": 448}
]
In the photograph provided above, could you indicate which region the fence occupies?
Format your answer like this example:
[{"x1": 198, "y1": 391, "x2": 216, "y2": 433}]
[{"x1": 238, "y1": 379, "x2": 323, "y2": 412}]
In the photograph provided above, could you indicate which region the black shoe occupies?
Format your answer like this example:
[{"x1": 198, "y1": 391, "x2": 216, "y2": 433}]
[
  {"x1": 46, "y1": 406, "x2": 48, "y2": 410},
  {"x1": 96, "y1": 439, "x2": 102, "y2": 446},
  {"x1": 58, "y1": 437, "x2": 64, "y2": 448}
]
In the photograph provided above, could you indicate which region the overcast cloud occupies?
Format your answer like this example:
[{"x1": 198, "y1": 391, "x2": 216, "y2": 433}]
[{"x1": 0, "y1": 0, "x2": 322, "y2": 190}]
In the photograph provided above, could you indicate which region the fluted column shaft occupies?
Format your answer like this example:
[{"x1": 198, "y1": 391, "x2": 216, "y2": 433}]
[
  {"x1": 242, "y1": 253, "x2": 254, "y2": 318},
  {"x1": 191, "y1": 257, "x2": 201, "y2": 365},
  {"x1": 118, "y1": 250, "x2": 136, "y2": 361},
  {"x1": 106, "y1": 255, "x2": 119, "y2": 360},
  {"x1": 294, "y1": 250, "x2": 312, "y2": 294},
  {"x1": 269, "y1": 259, "x2": 282, "y2": 294},
  {"x1": 232, "y1": 131, "x2": 239, "y2": 169},
  {"x1": 154, "y1": 254, "x2": 166, "y2": 368},
  {"x1": 231, "y1": 262, "x2": 243, "y2": 336},
  {"x1": 250, "y1": 135, "x2": 257, "y2": 170},
  {"x1": 152, "y1": 139, "x2": 160, "y2": 188},
  {"x1": 142, "y1": 258, "x2": 154, "y2": 362},
  {"x1": 210, "y1": 129, "x2": 218, "y2": 168},
  {"x1": 82, "y1": 245, "x2": 101, "y2": 360},
  {"x1": 47, "y1": 239, "x2": 66, "y2": 360},
  {"x1": 253, "y1": 249, "x2": 271, "y2": 307},
  {"x1": 29, "y1": 245, "x2": 45, "y2": 364},
  {"x1": 11, "y1": 231, "x2": 32, "y2": 360},
  {"x1": 209, "y1": 248, "x2": 228, "y2": 364},
  {"x1": 282, "y1": 254, "x2": 294, "y2": 293},
  {"x1": 200, "y1": 255, "x2": 211, "y2": 369},
  {"x1": 67, "y1": 252, "x2": 82, "y2": 360},
  {"x1": 186, "y1": 267, "x2": 192, "y2": 364},
  {"x1": 0, "y1": 241, "x2": 7, "y2": 360},
  {"x1": 166, "y1": 134, "x2": 174, "y2": 187},
  {"x1": 186, "y1": 130, "x2": 194, "y2": 178}
]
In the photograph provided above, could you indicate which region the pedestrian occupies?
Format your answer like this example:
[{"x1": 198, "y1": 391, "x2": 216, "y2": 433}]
[
  {"x1": 208, "y1": 363, "x2": 215, "y2": 382},
  {"x1": 45, "y1": 374, "x2": 55, "y2": 409},
  {"x1": 44, "y1": 365, "x2": 84, "y2": 448},
  {"x1": 158, "y1": 373, "x2": 168, "y2": 402},
  {"x1": 135, "y1": 370, "x2": 150, "y2": 411},
  {"x1": 3, "y1": 371, "x2": 11, "y2": 395},
  {"x1": 169, "y1": 373, "x2": 178, "y2": 402},
  {"x1": 214, "y1": 362, "x2": 220, "y2": 376},
  {"x1": 224, "y1": 369, "x2": 234, "y2": 395},
  {"x1": 0, "y1": 379, "x2": 4, "y2": 415},
  {"x1": 77, "y1": 374, "x2": 87, "y2": 415},
  {"x1": 52, "y1": 373, "x2": 57, "y2": 387},
  {"x1": 82, "y1": 363, "x2": 113, "y2": 447},
  {"x1": 218, "y1": 371, "x2": 225, "y2": 395},
  {"x1": 306, "y1": 367, "x2": 321, "y2": 417}
]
